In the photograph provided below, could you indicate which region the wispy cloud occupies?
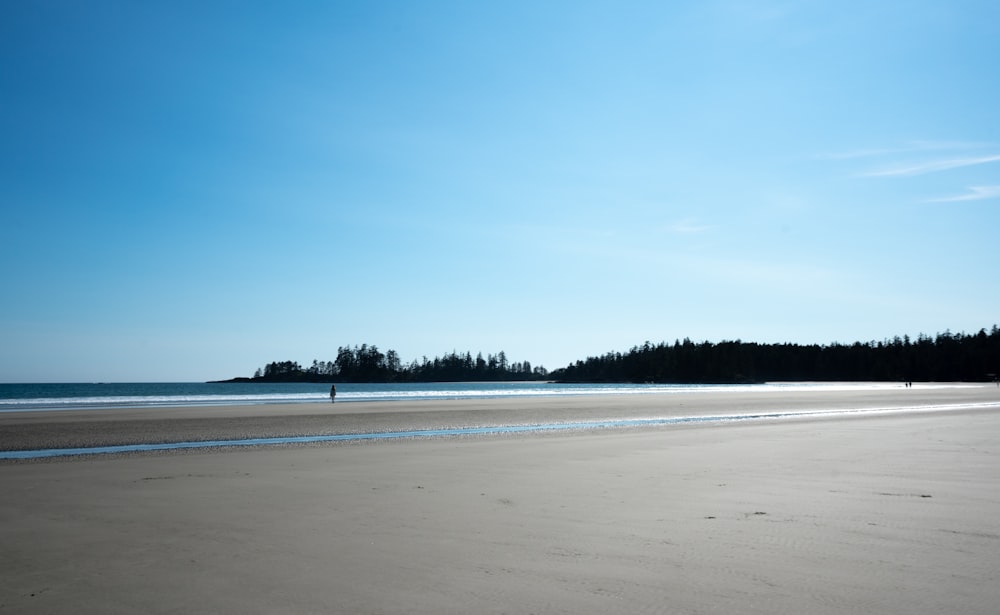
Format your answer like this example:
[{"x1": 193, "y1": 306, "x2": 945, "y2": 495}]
[
  {"x1": 925, "y1": 185, "x2": 1000, "y2": 203},
  {"x1": 860, "y1": 154, "x2": 1000, "y2": 178},
  {"x1": 826, "y1": 141, "x2": 1000, "y2": 202}
]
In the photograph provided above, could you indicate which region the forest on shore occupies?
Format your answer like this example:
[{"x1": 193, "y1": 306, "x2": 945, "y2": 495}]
[
  {"x1": 214, "y1": 326, "x2": 1000, "y2": 384},
  {"x1": 553, "y1": 327, "x2": 999, "y2": 384},
  {"x1": 219, "y1": 346, "x2": 549, "y2": 384}
]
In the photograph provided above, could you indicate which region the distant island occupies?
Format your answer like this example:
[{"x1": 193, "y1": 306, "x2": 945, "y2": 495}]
[{"x1": 210, "y1": 327, "x2": 1000, "y2": 384}]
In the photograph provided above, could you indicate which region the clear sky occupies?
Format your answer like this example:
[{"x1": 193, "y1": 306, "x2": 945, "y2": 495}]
[{"x1": 2, "y1": 1, "x2": 998, "y2": 382}]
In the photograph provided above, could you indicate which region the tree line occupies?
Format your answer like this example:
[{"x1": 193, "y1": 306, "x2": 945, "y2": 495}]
[
  {"x1": 233, "y1": 345, "x2": 550, "y2": 383},
  {"x1": 548, "y1": 326, "x2": 1000, "y2": 383},
  {"x1": 218, "y1": 325, "x2": 999, "y2": 384}
]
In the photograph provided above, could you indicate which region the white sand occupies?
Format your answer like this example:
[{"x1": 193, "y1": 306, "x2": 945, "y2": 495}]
[{"x1": 2, "y1": 385, "x2": 1000, "y2": 613}]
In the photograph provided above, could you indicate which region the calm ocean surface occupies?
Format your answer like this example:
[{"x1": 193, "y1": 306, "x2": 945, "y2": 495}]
[{"x1": 0, "y1": 381, "x2": 907, "y2": 412}]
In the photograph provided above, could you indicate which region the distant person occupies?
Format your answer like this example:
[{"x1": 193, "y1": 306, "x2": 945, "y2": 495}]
[{"x1": 330, "y1": 384, "x2": 337, "y2": 403}]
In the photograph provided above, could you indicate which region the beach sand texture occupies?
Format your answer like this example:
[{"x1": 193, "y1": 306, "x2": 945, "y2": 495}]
[{"x1": 2, "y1": 386, "x2": 1000, "y2": 613}]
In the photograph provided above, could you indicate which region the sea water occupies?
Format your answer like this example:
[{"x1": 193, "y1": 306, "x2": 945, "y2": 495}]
[{"x1": 0, "y1": 381, "x2": 914, "y2": 412}]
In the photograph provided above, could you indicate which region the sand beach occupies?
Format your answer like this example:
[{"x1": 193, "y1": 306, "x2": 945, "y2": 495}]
[{"x1": 2, "y1": 385, "x2": 1000, "y2": 613}]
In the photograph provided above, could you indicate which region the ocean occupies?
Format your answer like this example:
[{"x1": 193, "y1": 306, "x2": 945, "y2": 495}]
[{"x1": 0, "y1": 381, "x2": 911, "y2": 412}]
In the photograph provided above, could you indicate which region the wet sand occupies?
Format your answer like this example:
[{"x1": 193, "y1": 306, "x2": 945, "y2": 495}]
[
  {"x1": 2, "y1": 385, "x2": 1000, "y2": 613},
  {"x1": 3, "y1": 384, "x2": 998, "y2": 452}
]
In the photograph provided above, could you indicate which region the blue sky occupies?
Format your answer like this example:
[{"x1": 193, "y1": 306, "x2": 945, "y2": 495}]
[{"x1": 2, "y1": 1, "x2": 998, "y2": 382}]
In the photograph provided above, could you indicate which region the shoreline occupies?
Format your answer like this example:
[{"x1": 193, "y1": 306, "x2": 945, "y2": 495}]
[{"x1": 2, "y1": 384, "x2": 999, "y2": 457}]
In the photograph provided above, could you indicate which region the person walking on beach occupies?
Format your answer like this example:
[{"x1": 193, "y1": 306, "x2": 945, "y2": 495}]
[{"x1": 330, "y1": 384, "x2": 337, "y2": 403}]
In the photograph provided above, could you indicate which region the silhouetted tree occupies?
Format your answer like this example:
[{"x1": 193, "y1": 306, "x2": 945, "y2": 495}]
[{"x1": 549, "y1": 326, "x2": 1000, "y2": 384}]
